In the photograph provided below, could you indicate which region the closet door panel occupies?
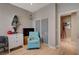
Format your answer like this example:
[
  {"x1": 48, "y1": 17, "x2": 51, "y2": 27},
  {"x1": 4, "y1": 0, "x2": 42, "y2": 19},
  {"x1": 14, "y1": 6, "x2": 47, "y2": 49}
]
[{"x1": 41, "y1": 19, "x2": 48, "y2": 44}]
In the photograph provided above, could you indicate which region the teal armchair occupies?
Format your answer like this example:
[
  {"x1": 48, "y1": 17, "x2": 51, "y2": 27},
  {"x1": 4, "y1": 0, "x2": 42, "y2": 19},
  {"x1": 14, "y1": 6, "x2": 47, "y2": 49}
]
[{"x1": 27, "y1": 32, "x2": 40, "y2": 49}]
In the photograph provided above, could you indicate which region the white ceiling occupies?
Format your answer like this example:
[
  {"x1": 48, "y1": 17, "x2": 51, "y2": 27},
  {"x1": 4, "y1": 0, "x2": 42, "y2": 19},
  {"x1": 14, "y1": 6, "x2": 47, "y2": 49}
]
[{"x1": 11, "y1": 3, "x2": 50, "y2": 13}]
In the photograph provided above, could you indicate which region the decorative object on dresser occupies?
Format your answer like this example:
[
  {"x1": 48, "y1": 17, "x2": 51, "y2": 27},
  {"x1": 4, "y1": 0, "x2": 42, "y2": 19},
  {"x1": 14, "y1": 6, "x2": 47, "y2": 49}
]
[
  {"x1": 7, "y1": 33, "x2": 23, "y2": 53},
  {"x1": 23, "y1": 28, "x2": 34, "y2": 45}
]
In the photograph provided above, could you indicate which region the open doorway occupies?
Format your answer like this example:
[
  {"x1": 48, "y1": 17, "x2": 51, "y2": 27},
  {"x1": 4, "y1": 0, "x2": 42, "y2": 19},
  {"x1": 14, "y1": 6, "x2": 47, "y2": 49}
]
[
  {"x1": 60, "y1": 15, "x2": 71, "y2": 41},
  {"x1": 59, "y1": 12, "x2": 77, "y2": 54}
]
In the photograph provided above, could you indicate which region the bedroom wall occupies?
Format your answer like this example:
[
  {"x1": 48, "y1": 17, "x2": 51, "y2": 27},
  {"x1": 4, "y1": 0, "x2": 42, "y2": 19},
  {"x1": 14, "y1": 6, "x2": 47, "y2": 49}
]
[
  {"x1": 57, "y1": 3, "x2": 79, "y2": 54},
  {"x1": 32, "y1": 3, "x2": 56, "y2": 48},
  {"x1": 0, "y1": 3, "x2": 32, "y2": 36},
  {"x1": 57, "y1": 3, "x2": 79, "y2": 14},
  {"x1": 32, "y1": 3, "x2": 79, "y2": 49}
]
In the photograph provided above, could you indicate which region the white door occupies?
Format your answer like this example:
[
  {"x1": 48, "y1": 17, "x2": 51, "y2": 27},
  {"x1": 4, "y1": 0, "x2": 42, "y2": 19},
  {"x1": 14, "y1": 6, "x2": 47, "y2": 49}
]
[
  {"x1": 35, "y1": 20, "x2": 40, "y2": 34},
  {"x1": 35, "y1": 19, "x2": 48, "y2": 44},
  {"x1": 35, "y1": 20, "x2": 41, "y2": 39},
  {"x1": 41, "y1": 19, "x2": 48, "y2": 44}
]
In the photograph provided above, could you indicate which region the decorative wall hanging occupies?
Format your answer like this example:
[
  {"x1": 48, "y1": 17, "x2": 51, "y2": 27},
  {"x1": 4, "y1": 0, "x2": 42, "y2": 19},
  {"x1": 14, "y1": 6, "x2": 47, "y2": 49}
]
[{"x1": 11, "y1": 15, "x2": 20, "y2": 33}]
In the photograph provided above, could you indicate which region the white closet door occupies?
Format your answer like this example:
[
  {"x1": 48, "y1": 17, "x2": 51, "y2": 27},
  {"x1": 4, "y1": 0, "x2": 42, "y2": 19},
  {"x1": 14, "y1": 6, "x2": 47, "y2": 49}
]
[
  {"x1": 41, "y1": 19, "x2": 48, "y2": 44},
  {"x1": 35, "y1": 20, "x2": 40, "y2": 36},
  {"x1": 35, "y1": 19, "x2": 48, "y2": 44}
]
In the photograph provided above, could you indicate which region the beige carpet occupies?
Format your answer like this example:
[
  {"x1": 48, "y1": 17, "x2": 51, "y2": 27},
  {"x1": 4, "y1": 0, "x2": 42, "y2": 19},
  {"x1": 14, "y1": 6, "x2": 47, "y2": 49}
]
[
  {"x1": 8, "y1": 43, "x2": 60, "y2": 55},
  {"x1": 60, "y1": 38, "x2": 77, "y2": 55},
  {"x1": 0, "y1": 39, "x2": 76, "y2": 55}
]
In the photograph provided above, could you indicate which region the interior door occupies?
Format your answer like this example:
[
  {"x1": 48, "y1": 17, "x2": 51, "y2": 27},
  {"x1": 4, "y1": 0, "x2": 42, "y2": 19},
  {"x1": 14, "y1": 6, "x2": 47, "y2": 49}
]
[
  {"x1": 35, "y1": 20, "x2": 40, "y2": 34},
  {"x1": 41, "y1": 19, "x2": 48, "y2": 44}
]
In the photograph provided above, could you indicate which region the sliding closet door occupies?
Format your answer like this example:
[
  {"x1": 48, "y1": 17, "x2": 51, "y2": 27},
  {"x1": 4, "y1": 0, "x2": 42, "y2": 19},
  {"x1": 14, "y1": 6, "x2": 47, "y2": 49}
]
[
  {"x1": 35, "y1": 20, "x2": 40, "y2": 36},
  {"x1": 41, "y1": 19, "x2": 48, "y2": 44}
]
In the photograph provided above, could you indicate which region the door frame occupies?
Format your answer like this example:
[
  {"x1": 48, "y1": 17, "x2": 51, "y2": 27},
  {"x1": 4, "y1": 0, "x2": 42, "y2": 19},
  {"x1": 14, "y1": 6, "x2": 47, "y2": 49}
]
[{"x1": 58, "y1": 9, "x2": 78, "y2": 48}]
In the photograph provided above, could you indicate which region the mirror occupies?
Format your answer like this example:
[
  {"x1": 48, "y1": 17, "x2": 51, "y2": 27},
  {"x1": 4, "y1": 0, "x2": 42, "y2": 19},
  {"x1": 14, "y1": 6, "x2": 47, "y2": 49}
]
[{"x1": 11, "y1": 15, "x2": 20, "y2": 33}]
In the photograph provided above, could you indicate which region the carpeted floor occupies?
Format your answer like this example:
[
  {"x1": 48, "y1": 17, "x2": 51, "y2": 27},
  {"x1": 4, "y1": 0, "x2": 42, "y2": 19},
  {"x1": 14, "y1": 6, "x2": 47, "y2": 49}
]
[
  {"x1": 0, "y1": 39, "x2": 77, "y2": 55},
  {"x1": 60, "y1": 38, "x2": 77, "y2": 55},
  {"x1": 8, "y1": 43, "x2": 60, "y2": 55}
]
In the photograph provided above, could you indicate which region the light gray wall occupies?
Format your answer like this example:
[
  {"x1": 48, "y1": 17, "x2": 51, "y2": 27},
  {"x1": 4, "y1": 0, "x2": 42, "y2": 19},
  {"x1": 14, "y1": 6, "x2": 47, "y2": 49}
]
[
  {"x1": 57, "y1": 3, "x2": 79, "y2": 54},
  {"x1": 32, "y1": 3, "x2": 56, "y2": 48},
  {"x1": 0, "y1": 3, "x2": 32, "y2": 36},
  {"x1": 57, "y1": 3, "x2": 79, "y2": 14}
]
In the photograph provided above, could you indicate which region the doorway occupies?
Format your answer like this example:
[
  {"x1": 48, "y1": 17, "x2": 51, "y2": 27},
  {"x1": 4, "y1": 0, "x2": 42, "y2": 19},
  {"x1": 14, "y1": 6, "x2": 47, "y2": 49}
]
[
  {"x1": 60, "y1": 15, "x2": 71, "y2": 41},
  {"x1": 59, "y1": 12, "x2": 77, "y2": 54}
]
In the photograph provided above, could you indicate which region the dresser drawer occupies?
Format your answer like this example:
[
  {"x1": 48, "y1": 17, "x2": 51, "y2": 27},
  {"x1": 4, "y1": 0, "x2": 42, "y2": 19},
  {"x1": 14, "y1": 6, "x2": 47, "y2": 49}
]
[
  {"x1": 14, "y1": 39, "x2": 19, "y2": 47},
  {"x1": 8, "y1": 37, "x2": 15, "y2": 49},
  {"x1": 8, "y1": 33, "x2": 23, "y2": 49}
]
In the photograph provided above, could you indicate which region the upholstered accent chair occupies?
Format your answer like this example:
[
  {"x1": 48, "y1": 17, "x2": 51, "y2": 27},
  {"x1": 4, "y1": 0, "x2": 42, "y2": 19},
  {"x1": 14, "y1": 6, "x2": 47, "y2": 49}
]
[
  {"x1": 0, "y1": 36, "x2": 8, "y2": 52},
  {"x1": 27, "y1": 32, "x2": 40, "y2": 49}
]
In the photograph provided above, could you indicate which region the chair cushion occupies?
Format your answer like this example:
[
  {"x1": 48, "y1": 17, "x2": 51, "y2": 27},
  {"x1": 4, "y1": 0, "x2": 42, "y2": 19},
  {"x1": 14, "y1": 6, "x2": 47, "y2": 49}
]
[
  {"x1": 29, "y1": 32, "x2": 39, "y2": 37},
  {"x1": 27, "y1": 32, "x2": 40, "y2": 49}
]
